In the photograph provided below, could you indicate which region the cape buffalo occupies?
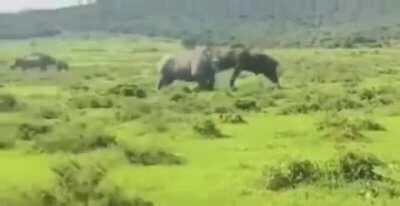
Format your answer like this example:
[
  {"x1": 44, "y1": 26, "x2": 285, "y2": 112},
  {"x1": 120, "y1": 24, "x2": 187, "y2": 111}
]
[
  {"x1": 215, "y1": 46, "x2": 280, "y2": 89},
  {"x1": 158, "y1": 47, "x2": 216, "y2": 90},
  {"x1": 11, "y1": 53, "x2": 68, "y2": 71}
]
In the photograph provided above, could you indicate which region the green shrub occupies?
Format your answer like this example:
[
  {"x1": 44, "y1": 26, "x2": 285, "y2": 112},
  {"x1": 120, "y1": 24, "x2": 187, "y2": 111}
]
[
  {"x1": 234, "y1": 99, "x2": 260, "y2": 111},
  {"x1": 16, "y1": 122, "x2": 52, "y2": 141},
  {"x1": 35, "y1": 123, "x2": 117, "y2": 153},
  {"x1": 336, "y1": 152, "x2": 384, "y2": 182},
  {"x1": 170, "y1": 93, "x2": 186, "y2": 102},
  {"x1": 219, "y1": 113, "x2": 246, "y2": 124},
  {"x1": 193, "y1": 119, "x2": 225, "y2": 138},
  {"x1": 214, "y1": 106, "x2": 233, "y2": 114},
  {"x1": 265, "y1": 160, "x2": 321, "y2": 191},
  {"x1": 318, "y1": 113, "x2": 386, "y2": 132},
  {"x1": 264, "y1": 152, "x2": 391, "y2": 192},
  {"x1": 124, "y1": 147, "x2": 183, "y2": 166},
  {"x1": 324, "y1": 96, "x2": 364, "y2": 111},
  {"x1": 95, "y1": 186, "x2": 154, "y2": 206},
  {"x1": 0, "y1": 93, "x2": 18, "y2": 111},
  {"x1": 279, "y1": 102, "x2": 321, "y2": 115},
  {"x1": 44, "y1": 157, "x2": 108, "y2": 206},
  {"x1": 68, "y1": 94, "x2": 114, "y2": 109},
  {"x1": 108, "y1": 84, "x2": 147, "y2": 98},
  {"x1": 0, "y1": 135, "x2": 15, "y2": 149},
  {"x1": 36, "y1": 106, "x2": 64, "y2": 120}
]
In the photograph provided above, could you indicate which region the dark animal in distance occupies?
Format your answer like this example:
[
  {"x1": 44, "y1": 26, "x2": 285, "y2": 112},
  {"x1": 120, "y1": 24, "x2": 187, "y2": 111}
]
[
  {"x1": 11, "y1": 53, "x2": 69, "y2": 71},
  {"x1": 215, "y1": 46, "x2": 280, "y2": 89},
  {"x1": 158, "y1": 47, "x2": 216, "y2": 90}
]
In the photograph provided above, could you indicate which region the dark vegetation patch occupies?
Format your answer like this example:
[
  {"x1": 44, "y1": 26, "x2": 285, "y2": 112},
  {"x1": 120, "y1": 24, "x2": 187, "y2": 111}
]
[
  {"x1": 317, "y1": 113, "x2": 386, "y2": 141},
  {"x1": 41, "y1": 158, "x2": 152, "y2": 206},
  {"x1": 264, "y1": 152, "x2": 398, "y2": 197},
  {"x1": 16, "y1": 122, "x2": 52, "y2": 141},
  {"x1": 0, "y1": 135, "x2": 15, "y2": 149},
  {"x1": 108, "y1": 84, "x2": 147, "y2": 98},
  {"x1": 219, "y1": 113, "x2": 246, "y2": 124},
  {"x1": 95, "y1": 186, "x2": 155, "y2": 206},
  {"x1": 34, "y1": 122, "x2": 117, "y2": 153},
  {"x1": 46, "y1": 158, "x2": 107, "y2": 206},
  {"x1": 35, "y1": 105, "x2": 66, "y2": 120},
  {"x1": 193, "y1": 119, "x2": 225, "y2": 138},
  {"x1": 234, "y1": 99, "x2": 260, "y2": 111},
  {"x1": 68, "y1": 94, "x2": 114, "y2": 109},
  {"x1": 0, "y1": 93, "x2": 18, "y2": 111},
  {"x1": 124, "y1": 146, "x2": 184, "y2": 166}
]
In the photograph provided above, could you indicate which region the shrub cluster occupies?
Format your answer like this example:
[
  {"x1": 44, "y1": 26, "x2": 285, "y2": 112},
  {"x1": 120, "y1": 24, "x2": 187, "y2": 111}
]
[
  {"x1": 0, "y1": 93, "x2": 18, "y2": 111},
  {"x1": 108, "y1": 84, "x2": 147, "y2": 98},
  {"x1": 124, "y1": 147, "x2": 184, "y2": 166},
  {"x1": 193, "y1": 119, "x2": 225, "y2": 138},
  {"x1": 317, "y1": 113, "x2": 386, "y2": 141},
  {"x1": 265, "y1": 152, "x2": 394, "y2": 193},
  {"x1": 68, "y1": 94, "x2": 114, "y2": 109},
  {"x1": 35, "y1": 122, "x2": 117, "y2": 153}
]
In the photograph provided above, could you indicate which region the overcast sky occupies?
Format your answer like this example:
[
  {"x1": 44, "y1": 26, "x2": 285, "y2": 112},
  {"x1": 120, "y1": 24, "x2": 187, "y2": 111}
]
[{"x1": 0, "y1": 0, "x2": 80, "y2": 13}]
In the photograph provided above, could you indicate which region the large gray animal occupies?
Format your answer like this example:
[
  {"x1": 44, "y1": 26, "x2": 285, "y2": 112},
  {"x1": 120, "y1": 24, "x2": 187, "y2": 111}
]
[
  {"x1": 158, "y1": 47, "x2": 216, "y2": 90},
  {"x1": 215, "y1": 45, "x2": 280, "y2": 89},
  {"x1": 11, "y1": 53, "x2": 68, "y2": 71}
]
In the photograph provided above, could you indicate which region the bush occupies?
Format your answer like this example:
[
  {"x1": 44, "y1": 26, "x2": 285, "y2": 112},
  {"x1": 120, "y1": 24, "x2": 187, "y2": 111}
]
[
  {"x1": 36, "y1": 106, "x2": 64, "y2": 120},
  {"x1": 116, "y1": 99, "x2": 157, "y2": 122},
  {"x1": 265, "y1": 160, "x2": 321, "y2": 191},
  {"x1": 219, "y1": 113, "x2": 246, "y2": 124},
  {"x1": 35, "y1": 123, "x2": 117, "y2": 153},
  {"x1": 193, "y1": 119, "x2": 225, "y2": 138},
  {"x1": 214, "y1": 106, "x2": 233, "y2": 114},
  {"x1": 336, "y1": 152, "x2": 384, "y2": 182},
  {"x1": 108, "y1": 84, "x2": 147, "y2": 98},
  {"x1": 170, "y1": 93, "x2": 186, "y2": 102},
  {"x1": 279, "y1": 102, "x2": 321, "y2": 115},
  {"x1": 234, "y1": 99, "x2": 260, "y2": 111},
  {"x1": 318, "y1": 114, "x2": 386, "y2": 131},
  {"x1": 0, "y1": 93, "x2": 18, "y2": 111},
  {"x1": 95, "y1": 186, "x2": 154, "y2": 206},
  {"x1": 16, "y1": 122, "x2": 52, "y2": 141},
  {"x1": 68, "y1": 94, "x2": 114, "y2": 109},
  {"x1": 324, "y1": 96, "x2": 364, "y2": 111},
  {"x1": 264, "y1": 152, "x2": 392, "y2": 192},
  {"x1": 0, "y1": 136, "x2": 15, "y2": 149},
  {"x1": 124, "y1": 147, "x2": 183, "y2": 166},
  {"x1": 44, "y1": 157, "x2": 108, "y2": 206},
  {"x1": 317, "y1": 114, "x2": 386, "y2": 141}
]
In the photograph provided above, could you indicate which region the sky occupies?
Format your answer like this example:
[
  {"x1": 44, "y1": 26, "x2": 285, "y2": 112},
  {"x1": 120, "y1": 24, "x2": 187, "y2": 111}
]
[{"x1": 0, "y1": 0, "x2": 80, "y2": 13}]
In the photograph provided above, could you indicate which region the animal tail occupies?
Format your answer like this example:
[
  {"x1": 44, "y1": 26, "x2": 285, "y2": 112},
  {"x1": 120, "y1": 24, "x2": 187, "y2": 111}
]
[{"x1": 157, "y1": 55, "x2": 174, "y2": 73}]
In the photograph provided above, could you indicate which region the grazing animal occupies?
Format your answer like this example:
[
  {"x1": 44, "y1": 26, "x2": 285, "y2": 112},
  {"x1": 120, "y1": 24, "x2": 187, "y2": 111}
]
[
  {"x1": 215, "y1": 46, "x2": 280, "y2": 89},
  {"x1": 11, "y1": 53, "x2": 68, "y2": 71},
  {"x1": 158, "y1": 47, "x2": 216, "y2": 90}
]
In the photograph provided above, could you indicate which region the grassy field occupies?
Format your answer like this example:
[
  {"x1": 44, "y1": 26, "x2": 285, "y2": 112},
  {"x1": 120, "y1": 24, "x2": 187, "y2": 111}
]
[{"x1": 1, "y1": 35, "x2": 400, "y2": 206}]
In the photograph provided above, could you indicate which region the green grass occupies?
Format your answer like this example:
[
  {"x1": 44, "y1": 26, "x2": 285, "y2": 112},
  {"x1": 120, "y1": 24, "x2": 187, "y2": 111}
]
[{"x1": 1, "y1": 36, "x2": 400, "y2": 205}]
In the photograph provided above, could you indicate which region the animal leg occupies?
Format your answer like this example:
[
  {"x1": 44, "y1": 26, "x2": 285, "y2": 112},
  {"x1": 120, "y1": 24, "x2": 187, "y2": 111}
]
[
  {"x1": 230, "y1": 68, "x2": 241, "y2": 90},
  {"x1": 206, "y1": 74, "x2": 215, "y2": 90},
  {"x1": 158, "y1": 76, "x2": 174, "y2": 90}
]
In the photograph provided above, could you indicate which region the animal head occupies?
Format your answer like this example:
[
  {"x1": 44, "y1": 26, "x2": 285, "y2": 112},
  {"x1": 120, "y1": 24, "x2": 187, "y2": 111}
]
[
  {"x1": 213, "y1": 49, "x2": 238, "y2": 70},
  {"x1": 261, "y1": 59, "x2": 280, "y2": 87}
]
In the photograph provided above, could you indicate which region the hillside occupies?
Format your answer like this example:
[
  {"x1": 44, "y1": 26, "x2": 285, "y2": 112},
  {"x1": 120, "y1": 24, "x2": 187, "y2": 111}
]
[{"x1": 1, "y1": 1, "x2": 400, "y2": 47}]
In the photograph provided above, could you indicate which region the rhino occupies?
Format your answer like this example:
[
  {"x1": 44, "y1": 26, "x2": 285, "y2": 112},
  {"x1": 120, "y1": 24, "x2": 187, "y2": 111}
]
[
  {"x1": 11, "y1": 53, "x2": 68, "y2": 71},
  {"x1": 158, "y1": 47, "x2": 216, "y2": 90},
  {"x1": 215, "y1": 45, "x2": 280, "y2": 89}
]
